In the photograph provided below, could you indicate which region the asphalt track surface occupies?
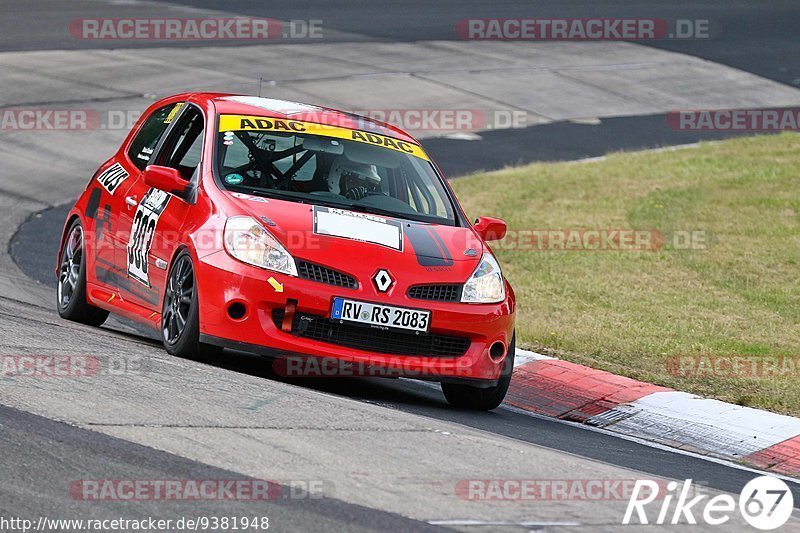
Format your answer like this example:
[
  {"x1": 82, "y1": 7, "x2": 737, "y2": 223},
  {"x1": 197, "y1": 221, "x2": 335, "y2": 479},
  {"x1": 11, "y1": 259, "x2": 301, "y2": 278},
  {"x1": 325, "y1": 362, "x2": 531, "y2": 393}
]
[
  {"x1": 4, "y1": 0, "x2": 799, "y2": 175},
  {"x1": 3, "y1": 1, "x2": 800, "y2": 531},
  {"x1": 7, "y1": 0, "x2": 800, "y2": 88}
]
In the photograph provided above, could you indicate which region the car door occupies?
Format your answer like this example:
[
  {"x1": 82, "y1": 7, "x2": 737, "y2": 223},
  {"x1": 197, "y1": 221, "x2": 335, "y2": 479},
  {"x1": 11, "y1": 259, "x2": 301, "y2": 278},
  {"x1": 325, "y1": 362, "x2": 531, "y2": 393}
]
[
  {"x1": 92, "y1": 101, "x2": 185, "y2": 297},
  {"x1": 116, "y1": 104, "x2": 205, "y2": 311}
]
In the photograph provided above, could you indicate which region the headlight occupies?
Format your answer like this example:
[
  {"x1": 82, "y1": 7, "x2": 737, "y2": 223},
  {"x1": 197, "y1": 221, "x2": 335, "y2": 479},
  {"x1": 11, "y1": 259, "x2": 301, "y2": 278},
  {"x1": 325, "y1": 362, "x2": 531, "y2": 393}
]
[
  {"x1": 224, "y1": 216, "x2": 298, "y2": 276},
  {"x1": 461, "y1": 253, "x2": 505, "y2": 303}
]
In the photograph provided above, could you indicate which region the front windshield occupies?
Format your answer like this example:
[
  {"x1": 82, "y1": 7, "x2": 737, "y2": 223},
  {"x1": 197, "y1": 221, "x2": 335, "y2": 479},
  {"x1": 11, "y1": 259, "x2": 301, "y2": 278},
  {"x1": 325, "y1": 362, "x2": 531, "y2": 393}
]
[{"x1": 215, "y1": 115, "x2": 457, "y2": 225}]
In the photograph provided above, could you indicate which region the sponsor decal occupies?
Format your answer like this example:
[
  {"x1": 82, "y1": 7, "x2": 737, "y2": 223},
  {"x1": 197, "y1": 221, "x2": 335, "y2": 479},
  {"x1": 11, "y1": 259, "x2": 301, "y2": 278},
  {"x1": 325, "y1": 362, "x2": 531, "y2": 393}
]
[
  {"x1": 163, "y1": 102, "x2": 184, "y2": 124},
  {"x1": 224, "y1": 173, "x2": 244, "y2": 185},
  {"x1": 95, "y1": 163, "x2": 129, "y2": 195},
  {"x1": 313, "y1": 205, "x2": 404, "y2": 251},
  {"x1": 218, "y1": 115, "x2": 429, "y2": 161},
  {"x1": 127, "y1": 189, "x2": 171, "y2": 286}
]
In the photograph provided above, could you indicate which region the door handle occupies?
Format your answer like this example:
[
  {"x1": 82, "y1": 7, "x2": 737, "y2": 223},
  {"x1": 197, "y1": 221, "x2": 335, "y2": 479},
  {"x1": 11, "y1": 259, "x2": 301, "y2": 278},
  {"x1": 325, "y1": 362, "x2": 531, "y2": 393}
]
[{"x1": 125, "y1": 196, "x2": 138, "y2": 208}]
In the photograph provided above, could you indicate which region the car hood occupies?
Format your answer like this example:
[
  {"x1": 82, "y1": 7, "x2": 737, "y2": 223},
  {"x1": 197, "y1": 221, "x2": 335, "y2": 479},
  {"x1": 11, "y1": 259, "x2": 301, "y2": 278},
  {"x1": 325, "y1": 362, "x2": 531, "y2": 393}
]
[{"x1": 228, "y1": 194, "x2": 484, "y2": 281}]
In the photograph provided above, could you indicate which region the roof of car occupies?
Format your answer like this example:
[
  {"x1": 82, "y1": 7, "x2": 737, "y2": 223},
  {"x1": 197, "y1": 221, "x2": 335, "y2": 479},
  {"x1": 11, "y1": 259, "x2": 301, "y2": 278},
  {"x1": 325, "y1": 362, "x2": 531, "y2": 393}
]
[{"x1": 207, "y1": 94, "x2": 418, "y2": 144}]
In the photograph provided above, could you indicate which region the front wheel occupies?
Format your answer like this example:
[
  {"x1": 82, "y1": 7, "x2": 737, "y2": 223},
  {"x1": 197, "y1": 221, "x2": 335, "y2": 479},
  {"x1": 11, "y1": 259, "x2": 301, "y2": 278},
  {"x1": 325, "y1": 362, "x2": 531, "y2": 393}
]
[
  {"x1": 56, "y1": 220, "x2": 109, "y2": 327},
  {"x1": 162, "y1": 251, "x2": 222, "y2": 360},
  {"x1": 441, "y1": 334, "x2": 515, "y2": 410}
]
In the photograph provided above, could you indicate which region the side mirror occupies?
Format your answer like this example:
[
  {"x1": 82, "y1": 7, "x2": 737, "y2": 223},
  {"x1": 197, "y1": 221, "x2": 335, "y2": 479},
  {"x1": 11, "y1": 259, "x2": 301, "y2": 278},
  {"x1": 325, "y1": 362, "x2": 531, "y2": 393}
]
[
  {"x1": 473, "y1": 217, "x2": 507, "y2": 242},
  {"x1": 143, "y1": 165, "x2": 190, "y2": 199}
]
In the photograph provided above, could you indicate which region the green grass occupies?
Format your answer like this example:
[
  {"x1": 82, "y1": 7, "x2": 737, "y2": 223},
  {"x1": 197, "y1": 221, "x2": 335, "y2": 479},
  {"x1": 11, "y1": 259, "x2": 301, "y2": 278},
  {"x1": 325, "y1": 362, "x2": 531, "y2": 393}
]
[{"x1": 450, "y1": 134, "x2": 800, "y2": 415}]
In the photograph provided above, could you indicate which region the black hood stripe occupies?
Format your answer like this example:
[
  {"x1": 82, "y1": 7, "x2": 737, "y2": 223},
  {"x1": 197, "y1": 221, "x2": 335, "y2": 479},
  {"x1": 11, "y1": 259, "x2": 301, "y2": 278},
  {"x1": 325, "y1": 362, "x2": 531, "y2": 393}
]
[{"x1": 405, "y1": 224, "x2": 454, "y2": 267}]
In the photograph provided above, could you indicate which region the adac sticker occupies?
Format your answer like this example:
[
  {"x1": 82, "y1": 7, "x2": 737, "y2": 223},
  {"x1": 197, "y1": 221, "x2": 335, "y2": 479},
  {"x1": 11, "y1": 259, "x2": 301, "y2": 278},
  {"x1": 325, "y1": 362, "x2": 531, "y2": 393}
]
[{"x1": 218, "y1": 115, "x2": 429, "y2": 161}]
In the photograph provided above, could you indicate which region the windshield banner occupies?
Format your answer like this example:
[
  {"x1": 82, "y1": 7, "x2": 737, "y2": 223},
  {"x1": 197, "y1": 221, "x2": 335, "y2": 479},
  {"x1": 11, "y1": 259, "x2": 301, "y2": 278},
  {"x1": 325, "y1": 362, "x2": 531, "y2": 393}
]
[{"x1": 218, "y1": 114, "x2": 430, "y2": 161}]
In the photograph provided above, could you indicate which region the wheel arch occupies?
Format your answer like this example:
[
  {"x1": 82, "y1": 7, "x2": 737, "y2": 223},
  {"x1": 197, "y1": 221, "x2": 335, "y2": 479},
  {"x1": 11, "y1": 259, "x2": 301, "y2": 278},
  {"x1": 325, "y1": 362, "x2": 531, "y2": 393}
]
[{"x1": 56, "y1": 213, "x2": 82, "y2": 277}]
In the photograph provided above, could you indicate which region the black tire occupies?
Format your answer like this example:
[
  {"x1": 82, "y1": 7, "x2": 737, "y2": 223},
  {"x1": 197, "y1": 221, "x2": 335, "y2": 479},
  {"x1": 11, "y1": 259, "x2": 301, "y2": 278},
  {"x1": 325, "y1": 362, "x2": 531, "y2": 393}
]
[
  {"x1": 56, "y1": 219, "x2": 110, "y2": 327},
  {"x1": 161, "y1": 251, "x2": 222, "y2": 360},
  {"x1": 441, "y1": 334, "x2": 515, "y2": 410}
]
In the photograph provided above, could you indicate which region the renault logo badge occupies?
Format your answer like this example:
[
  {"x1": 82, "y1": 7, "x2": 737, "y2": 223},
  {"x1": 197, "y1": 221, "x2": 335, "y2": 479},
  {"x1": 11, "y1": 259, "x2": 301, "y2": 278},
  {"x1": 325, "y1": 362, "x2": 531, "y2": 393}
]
[{"x1": 372, "y1": 269, "x2": 394, "y2": 292}]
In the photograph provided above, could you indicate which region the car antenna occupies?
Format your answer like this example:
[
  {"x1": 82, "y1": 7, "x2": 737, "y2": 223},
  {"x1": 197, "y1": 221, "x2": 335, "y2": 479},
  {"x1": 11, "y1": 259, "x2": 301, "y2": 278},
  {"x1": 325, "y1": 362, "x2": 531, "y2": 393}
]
[{"x1": 258, "y1": 77, "x2": 263, "y2": 98}]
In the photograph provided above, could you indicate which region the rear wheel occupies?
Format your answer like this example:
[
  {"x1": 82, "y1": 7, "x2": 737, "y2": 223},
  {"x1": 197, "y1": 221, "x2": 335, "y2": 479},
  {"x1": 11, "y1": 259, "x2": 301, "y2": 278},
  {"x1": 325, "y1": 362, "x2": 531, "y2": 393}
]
[
  {"x1": 162, "y1": 251, "x2": 222, "y2": 360},
  {"x1": 56, "y1": 220, "x2": 109, "y2": 327},
  {"x1": 441, "y1": 334, "x2": 515, "y2": 410}
]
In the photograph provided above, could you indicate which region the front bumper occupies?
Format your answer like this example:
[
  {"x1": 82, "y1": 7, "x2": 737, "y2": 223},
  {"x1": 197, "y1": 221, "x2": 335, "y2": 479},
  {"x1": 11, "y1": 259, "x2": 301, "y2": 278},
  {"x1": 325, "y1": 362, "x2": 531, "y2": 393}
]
[{"x1": 195, "y1": 251, "x2": 515, "y2": 382}]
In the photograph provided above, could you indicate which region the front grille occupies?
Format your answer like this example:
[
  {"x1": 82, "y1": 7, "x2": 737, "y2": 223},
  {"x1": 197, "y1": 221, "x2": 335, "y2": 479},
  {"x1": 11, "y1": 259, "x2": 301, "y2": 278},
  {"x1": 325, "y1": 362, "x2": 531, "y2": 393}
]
[
  {"x1": 408, "y1": 284, "x2": 462, "y2": 302},
  {"x1": 272, "y1": 310, "x2": 470, "y2": 358},
  {"x1": 296, "y1": 260, "x2": 358, "y2": 289}
]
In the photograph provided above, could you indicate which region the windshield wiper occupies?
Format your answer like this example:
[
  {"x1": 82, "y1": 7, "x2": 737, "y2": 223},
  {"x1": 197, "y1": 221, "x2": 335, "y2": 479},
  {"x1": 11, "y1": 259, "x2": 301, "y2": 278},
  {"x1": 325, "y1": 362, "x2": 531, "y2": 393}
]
[
  {"x1": 344, "y1": 203, "x2": 415, "y2": 221},
  {"x1": 240, "y1": 189, "x2": 309, "y2": 204}
]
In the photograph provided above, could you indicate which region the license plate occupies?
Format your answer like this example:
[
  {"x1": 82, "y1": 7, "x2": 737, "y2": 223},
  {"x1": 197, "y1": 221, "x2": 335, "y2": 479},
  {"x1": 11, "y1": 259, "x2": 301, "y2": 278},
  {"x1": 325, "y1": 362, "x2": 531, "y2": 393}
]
[{"x1": 331, "y1": 298, "x2": 430, "y2": 333}]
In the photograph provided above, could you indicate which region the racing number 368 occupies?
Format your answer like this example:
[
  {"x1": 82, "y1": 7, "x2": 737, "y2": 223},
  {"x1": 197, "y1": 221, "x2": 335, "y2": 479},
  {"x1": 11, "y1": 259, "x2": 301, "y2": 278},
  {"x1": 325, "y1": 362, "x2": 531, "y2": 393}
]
[
  {"x1": 127, "y1": 189, "x2": 170, "y2": 286},
  {"x1": 129, "y1": 210, "x2": 156, "y2": 277}
]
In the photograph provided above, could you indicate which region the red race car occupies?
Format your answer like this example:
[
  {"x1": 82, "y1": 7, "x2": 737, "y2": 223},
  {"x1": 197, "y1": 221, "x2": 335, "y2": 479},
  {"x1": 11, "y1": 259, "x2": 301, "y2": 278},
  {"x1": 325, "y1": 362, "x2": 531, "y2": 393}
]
[{"x1": 56, "y1": 93, "x2": 516, "y2": 409}]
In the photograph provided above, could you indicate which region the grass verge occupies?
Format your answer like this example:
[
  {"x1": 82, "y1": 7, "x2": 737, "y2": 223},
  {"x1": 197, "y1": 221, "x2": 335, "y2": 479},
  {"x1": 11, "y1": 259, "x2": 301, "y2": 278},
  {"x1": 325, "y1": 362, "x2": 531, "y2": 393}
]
[{"x1": 450, "y1": 133, "x2": 800, "y2": 415}]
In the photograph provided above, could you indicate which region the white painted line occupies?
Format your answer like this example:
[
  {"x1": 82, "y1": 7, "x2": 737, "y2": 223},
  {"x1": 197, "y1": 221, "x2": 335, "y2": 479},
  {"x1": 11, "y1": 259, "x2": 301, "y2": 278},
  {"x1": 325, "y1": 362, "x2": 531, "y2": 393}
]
[
  {"x1": 595, "y1": 391, "x2": 800, "y2": 458},
  {"x1": 428, "y1": 519, "x2": 581, "y2": 527}
]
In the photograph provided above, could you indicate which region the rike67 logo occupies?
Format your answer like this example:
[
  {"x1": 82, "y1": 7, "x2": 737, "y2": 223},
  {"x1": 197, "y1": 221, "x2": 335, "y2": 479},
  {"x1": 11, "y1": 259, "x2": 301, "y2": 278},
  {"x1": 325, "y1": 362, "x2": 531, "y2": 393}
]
[{"x1": 624, "y1": 476, "x2": 793, "y2": 530}]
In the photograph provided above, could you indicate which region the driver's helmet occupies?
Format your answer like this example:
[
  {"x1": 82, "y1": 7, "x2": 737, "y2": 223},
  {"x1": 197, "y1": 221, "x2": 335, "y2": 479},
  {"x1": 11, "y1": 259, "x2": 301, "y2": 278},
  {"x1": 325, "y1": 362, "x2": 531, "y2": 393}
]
[{"x1": 327, "y1": 156, "x2": 381, "y2": 196}]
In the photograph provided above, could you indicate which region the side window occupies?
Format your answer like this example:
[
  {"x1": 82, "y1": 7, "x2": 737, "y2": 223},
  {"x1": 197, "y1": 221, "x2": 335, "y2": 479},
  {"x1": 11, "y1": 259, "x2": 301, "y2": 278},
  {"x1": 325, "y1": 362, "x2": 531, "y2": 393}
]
[
  {"x1": 156, "y1": 107, "x2": 204, "y2": 181},
  {"x1": 127, "y1": 102, "x2": 184, "y2": 171}
]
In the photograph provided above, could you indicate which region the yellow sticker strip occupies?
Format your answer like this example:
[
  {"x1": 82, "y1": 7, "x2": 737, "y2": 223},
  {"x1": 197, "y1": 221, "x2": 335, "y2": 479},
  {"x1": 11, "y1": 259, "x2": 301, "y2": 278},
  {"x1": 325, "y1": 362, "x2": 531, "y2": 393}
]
[
  {"x1": 218, "y1": 115, "x2": 429, "y2": 161},
  {"x1": 164, "y1": 102, "x2": 185, "y2": 124}
]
